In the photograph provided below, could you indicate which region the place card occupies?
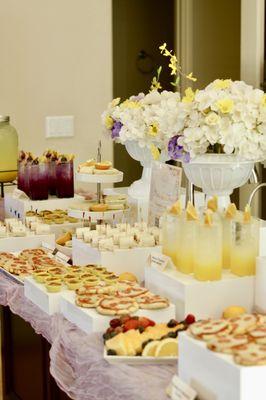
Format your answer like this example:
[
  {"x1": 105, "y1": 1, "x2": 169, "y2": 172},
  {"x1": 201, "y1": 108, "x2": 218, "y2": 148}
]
[
  {"x1": 54, "y1": 251, "x2": 71, "y2": 265},
  {"x1": 42, "y1": 241, "x2": 56, "y2": 254},
  {"x1": 149, "y1": 253, "x2": 170, "y2": 271},
  {"x1": 169, "y1": 375, "x2": 197, "y2": 400}
]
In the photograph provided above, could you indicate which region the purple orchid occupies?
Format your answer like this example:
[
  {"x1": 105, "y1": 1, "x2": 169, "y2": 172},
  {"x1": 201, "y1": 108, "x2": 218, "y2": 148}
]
[
  {"x1": 111, "y1": 121, "x2": 122, "y2": 139},
  {"x1": 168, "y1": 135, "x2": 190, "y2": 162}
]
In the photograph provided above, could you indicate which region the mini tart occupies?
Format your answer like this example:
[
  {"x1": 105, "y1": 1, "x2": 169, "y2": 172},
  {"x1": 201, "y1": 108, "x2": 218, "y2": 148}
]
[
  {"x1": 48, "y1": 267, "x2": 67, "y2": 275},
  {"x1": 45, "y1": 282, "x2": 62, "y2": 293},
  {"x1": 94, "y1": 161, "x2": 112, "y2": 170},
  {"x1": 68, "y1": 267, "x2": 84, "y2": 275},
  {"x1": 103, "y1": 275, "x2": 119, "y2": 284},
  {"x1": 45, "y1": 276, "x2": 63, "y2": 284},
  {"x1": 90, "y1": 204, "x2": 108, "y2": 212},
  {"x1": 65, "y1": 279, "x2": 82, "y2": 290},
  {"x1": 34, "y1": 272, "x2": 51, "y2": 283},
  {"x1": 80, "y1": 273, "x2": 95, "y2": 280},
  {"x1": 82, "y1": 277, "x2": 100, "y2": 286},
  {"x1": 63, "y1": 273, "x2": 77, "y2": 281}
]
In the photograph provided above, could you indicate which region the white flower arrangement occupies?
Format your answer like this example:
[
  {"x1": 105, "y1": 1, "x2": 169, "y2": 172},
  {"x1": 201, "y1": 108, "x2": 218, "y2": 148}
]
[
  {"x1": 174, "y1": 79, "x2": 266, "y2": 161},
  {"x1": 102, "y1": 44, "x2": 196, "y2": 160}
]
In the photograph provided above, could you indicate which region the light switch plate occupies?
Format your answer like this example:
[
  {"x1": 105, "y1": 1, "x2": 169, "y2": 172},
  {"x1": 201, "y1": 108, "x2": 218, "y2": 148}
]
[{"x1": 45, "y1": 116, "x2": 74, "y2": 138}]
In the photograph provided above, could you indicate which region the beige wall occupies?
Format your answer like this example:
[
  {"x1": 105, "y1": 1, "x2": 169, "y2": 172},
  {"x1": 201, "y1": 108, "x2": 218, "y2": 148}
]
[{"x1": 0, "y1": 0, "x2": 113, "y2": 167}]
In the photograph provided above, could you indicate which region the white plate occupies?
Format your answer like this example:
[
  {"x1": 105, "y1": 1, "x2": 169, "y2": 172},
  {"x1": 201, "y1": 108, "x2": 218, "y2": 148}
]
[
  {"x1": 76, "y1": 172, "x2": 123, "y2": 184},
  {"x1": 103, "y1": 349, "x2": 178, "y2": 365}
]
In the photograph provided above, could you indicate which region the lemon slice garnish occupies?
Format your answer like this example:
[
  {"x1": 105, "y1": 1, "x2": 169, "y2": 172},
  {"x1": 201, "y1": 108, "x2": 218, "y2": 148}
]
[
  {"x1": 225, "y1": 203, "x2": 237, "y2": 219},
  {"x1": 204, "y1": 209, "x2": 213, "y2": 226},
  {"x1": 243, "y1": 204, "x2": 251, "y2": 223},
  {"x1": 207, "y1": 196, "x2": 218, "y2": 212},
  {"x1": 142, "y1": 340, "x2": 160, "y2": 357},
  {"x1": 186, "y1": 201, "x2": 198, "y2": 221},
  {"x1": 170, "y1": 199, "x2": 182, "y2": 216}
]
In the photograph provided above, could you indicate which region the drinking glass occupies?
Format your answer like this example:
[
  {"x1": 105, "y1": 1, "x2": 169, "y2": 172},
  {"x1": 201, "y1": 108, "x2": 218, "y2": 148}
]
[
  {"x1": 28, "y1": 163, "x2": 48, "y2": 200},
  {"x1": 56, "y1": 161, "x2": 74, "y2": 198},
  {"x1": 162, "y1": 213, "x2": 181, "y2": 268}
]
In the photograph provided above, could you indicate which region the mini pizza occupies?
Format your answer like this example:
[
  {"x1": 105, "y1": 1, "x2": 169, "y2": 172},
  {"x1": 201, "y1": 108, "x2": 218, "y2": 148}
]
[
  {"x1": 116, "y1": 286, "x2": 149, "y2": 298},
  {"x1": 76, "y1": 294, "x2": 104, "y2": 308},
  {"x1": 96, "y1": 296, "x2": 139, "y2": 316},
  {"x1": 229, "y1": 314, "x2": 258, "y2": 334},
  {"x1": 136, "y1": 293, "x2": 169, "y2": 310},
  {"x1": 188, "y1": 319, "x2": 233, "y2": 341},
  {"x1": 248, "y1": 324, "x2": 266, "y2": 344},
  {"x1": 207, "y1": 334, "x2": 250, "y2": 354},
  {"x1": 233, "y1": 342, "x2": 266, "y2": 366}
]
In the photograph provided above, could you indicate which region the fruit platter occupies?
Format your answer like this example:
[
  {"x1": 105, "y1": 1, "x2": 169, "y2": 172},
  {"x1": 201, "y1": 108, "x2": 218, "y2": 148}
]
[{"x1": 103, "y1": 314, "x2": 196, "y2": 364}]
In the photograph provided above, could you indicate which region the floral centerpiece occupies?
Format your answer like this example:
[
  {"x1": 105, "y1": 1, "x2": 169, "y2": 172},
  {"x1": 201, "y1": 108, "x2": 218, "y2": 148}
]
[
  {"x1": 168, "y1": 79, "x2": 266, "y2": 162},
  {"x1": 102, "y1": 44, "x2": 196, "y2": 199}
]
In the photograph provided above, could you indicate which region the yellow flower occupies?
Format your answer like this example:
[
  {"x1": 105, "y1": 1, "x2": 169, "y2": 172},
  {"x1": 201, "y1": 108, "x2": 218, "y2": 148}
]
[
  {"x1": 111, "y1": 97, "x2": 121, "y2": 107},
  {"x1": 213, "y1": 79, "x2": 232, "y2": 90},
  {"x1": 186, "y1": 72, "x2": 197, "y2": 82},
  {"x1": 150, "y1": 77, "x2": 162, "y2": 91},
  {"x1": 159, "y1": 43, "x2": 167, "y2": 53},
  {"x1": 105, "y1": 115, "x2": 114, "y2": 129},
  {"x1": 121, "y1": 100, "x2": 140, "y2": 109},
  {"x1": 216, "y1": 98, "x2": 234, "y2": 114},
  {"x1": 150, "y1": 144, "x2": 160, "y2": 160},
  {"x1": 261, "y1": 94, "x2": 266, "y2": 107},
  {"x1": 182, "y1": 87, "x2": 196, "y2": 103},
  {"x1": 205, "y1": 112, "x2": 221, "y2": 126},
  {"x1": 148, "y1": 123, "x2": 159, "y2": 137}
]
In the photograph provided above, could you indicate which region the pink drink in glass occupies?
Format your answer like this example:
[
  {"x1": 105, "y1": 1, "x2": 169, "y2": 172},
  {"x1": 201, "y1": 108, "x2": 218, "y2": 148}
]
[
  {"x1": 56, "y1": 160, "x2": 74, "y2": 198},
  {"x1": 29, "y1": 162, "x2": 48, "y2": 200}
]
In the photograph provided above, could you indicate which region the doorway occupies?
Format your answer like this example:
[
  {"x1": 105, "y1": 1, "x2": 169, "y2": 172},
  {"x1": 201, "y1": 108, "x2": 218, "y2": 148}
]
[{"x1": 112, "y1": 0, "x2": 175, "y2": 187}]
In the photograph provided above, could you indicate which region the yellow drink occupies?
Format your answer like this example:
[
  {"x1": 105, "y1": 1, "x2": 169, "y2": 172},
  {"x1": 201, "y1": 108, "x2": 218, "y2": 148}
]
[
  {"x1": 0, "y1": 118, "x2": 18, "y2": 182},
  {"x1": 230, "y1": 219, "x2": 259, "y2": 277},
  {"x1": 222, "y1": 219, "x2": 232, "y2": 269},
  {"x1": 194, "y1": 221, "x2": 222, "y2": 281},
  {"x1": 178, "y1": 219, "x2": 196, "y2": 274},
  {"x1": 162, "y1": 213, "x2": 181, "y2": 267}
]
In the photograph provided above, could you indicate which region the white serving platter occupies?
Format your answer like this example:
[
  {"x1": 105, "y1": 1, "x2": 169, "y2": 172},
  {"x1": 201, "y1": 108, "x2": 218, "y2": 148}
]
[
  {"x1": 68, "y1": 208, "x2": 129, "y2": 222},
  {"x1": 145, "y1": 261, "x2": 255, "y2": 320},
  {"x1": 178, "y1": 332, "x2": 266, "y2": 400},
  {"x1": 60, "y1": 291, "x2": 176, "y2": 334},
  {"x1": 76, "y1": 171, "x2": 123, "y2": 184},
  {"x1": 103, "y1": 349, "x2": 177, "y2": 365}
]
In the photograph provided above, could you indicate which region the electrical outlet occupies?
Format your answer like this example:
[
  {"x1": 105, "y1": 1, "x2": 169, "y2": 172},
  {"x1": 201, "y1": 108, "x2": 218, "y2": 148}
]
[{"x1": 45, "y1": 116, "x2": 74, "y2": 138}]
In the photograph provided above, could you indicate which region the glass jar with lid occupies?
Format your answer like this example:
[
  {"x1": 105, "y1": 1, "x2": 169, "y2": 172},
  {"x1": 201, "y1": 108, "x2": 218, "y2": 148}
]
[{"x1": 0, "y1": 116, "x2": 18, "y2": 182}]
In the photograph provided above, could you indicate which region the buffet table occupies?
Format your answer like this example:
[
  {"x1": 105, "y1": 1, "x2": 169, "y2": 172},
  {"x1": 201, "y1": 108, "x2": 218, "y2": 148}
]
[{"x1": 0, "y1": 274, "x2": 174, "y2": 400}]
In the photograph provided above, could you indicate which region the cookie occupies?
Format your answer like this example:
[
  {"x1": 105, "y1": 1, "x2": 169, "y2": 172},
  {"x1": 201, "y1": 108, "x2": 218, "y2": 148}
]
[{"x1": 96, "y1": 296, "x2": 139, "y2": 316}]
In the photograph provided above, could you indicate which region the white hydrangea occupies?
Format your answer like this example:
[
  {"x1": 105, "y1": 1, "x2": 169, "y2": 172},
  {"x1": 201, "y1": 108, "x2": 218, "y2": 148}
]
[{"x1": 180, "y1": 79, "x2": 266, "y2": 161}]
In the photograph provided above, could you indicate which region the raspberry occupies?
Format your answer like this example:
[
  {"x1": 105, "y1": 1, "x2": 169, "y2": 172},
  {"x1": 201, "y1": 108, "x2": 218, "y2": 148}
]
[
  {"x1": 138, "y1": 317, "x2": 154, "y2": 329},
  {"x1": 185, "y1": 314, "x2": 196, "y2": 325},
  {"x1": 123, "y1": 319, "x2": 140, "y2": 332}
]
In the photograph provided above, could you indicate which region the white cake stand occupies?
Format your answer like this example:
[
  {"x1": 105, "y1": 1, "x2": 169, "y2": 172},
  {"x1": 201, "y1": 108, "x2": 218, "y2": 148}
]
[{"x1": 68, "y1": 170, "x2": 127, "y2": 222}]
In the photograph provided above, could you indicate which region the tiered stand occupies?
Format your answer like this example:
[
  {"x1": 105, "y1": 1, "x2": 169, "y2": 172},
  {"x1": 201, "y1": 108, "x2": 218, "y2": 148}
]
[{"x1": 68, "y1": 171, "x2": 129, "y2": 222}]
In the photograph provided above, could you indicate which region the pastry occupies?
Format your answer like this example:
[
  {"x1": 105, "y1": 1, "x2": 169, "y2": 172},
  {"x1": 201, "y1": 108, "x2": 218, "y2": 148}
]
[
  {"x1": 76, "y1": 294, "x2": 103, "y2": 308},
  {"x1": 136, "y1": 293, "x2": 169, "y2": 310},
  {"x1": 34, "y1": 272, "x2": 51, "y2": 283},
  {"x1": 96, "y1": 296, "x2": 139, "y2": 316},
  {"x1": 229, "y1": 314, "x2": 258, "y2": 334},
  {"x1": 233, "y1": 342, "x2": 266, "y2": 366},
  {"x1": 207, "y1": 334, "x2": 250, "y2": 354},
  {"x1": 90, "y1": 204, "x2": 108, "y2": 212},
  {"x1": 65, "y1": 278, "x2": 82, "y2": 290},
  {"x1": 45, "y1": 282, "x2": 62, "y2": 293},
  {"x1": 116, "y1": 286, "x2": 149, "y2": 298},
  {"x1": 222, "y1": 306, "x2": 247, "y2": 319},
  {"x1": 94, "y1": 161, "x2": 112, "y2": 170},
  {"x1": 188, "y1": 319, "x2": 232, "y2": 341}
]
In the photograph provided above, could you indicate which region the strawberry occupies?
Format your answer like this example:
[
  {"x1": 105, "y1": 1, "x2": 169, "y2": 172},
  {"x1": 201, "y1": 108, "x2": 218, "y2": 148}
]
[
  {"x1": 120, "y1": 315, "x2": 131, "y2": 324},
  {"x1": 109, "y1": 318, "x2": 121, "y2": 328},
  {"x1": 123, "y1": 319, "x2": 140, "y2": 332},
  {"x1": 138, "y1": 317, "x2": 155, "y2": 329}
]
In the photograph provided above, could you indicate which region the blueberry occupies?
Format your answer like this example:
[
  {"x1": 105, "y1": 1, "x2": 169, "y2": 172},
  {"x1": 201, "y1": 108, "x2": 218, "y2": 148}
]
[
  {"x1": 142, "y1": 339, "x2": 153, "y2": 349},
  {"x1": 168, "y1": 331, "x2": 177, "y2": 338},
  {"x1": 167, "y1": 319, "x2": 178, "y2": 328},
  {"x1": 107, "y1": 349, "x2": 117, "y2": 356},
  {"x1": 138, "y1": 326, "x2": 145, "y2": 333}
]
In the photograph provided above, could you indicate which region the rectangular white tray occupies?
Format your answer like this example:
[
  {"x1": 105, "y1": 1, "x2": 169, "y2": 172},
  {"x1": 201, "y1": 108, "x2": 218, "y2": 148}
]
[
  {"x1": 24, "y1": 276, "x2": 68, "y2": 315},
  {"x1": 0, "y1": 234, "x2": 55, "y2": 252},
  {"x1": 178, "y1": 332, "x2": 266, "y2": 400},
  {"x1": 145, "y1": 264, "x2": 254, "y2": 320},
  {"x1": 103, "y1": 349, "x2": 177, "y2": 365},
  {"x1": 60, "y1": 291, "x2": 176, "y2": 334},
  {"x1": 72, "y1": 237, "x2": 162, "y2": 282}
]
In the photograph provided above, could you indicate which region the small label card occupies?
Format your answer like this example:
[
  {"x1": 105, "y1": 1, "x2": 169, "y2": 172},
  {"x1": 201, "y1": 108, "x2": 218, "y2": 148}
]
[
  {"x1": 55, "y1": 251, "x2": 71, "y2": 265},
  {"x1": 170, "y1": 375, "x2": 197, "y2": 400},
  {"x1": 150, "y1": 253, "x2": 170, "y2": 272},
  {"x1": 149, "y1": 161, "x2": 182, "y2": 226},
  {"x1": 42, "y1": 241, "x2": 56, "y2": 254}
]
